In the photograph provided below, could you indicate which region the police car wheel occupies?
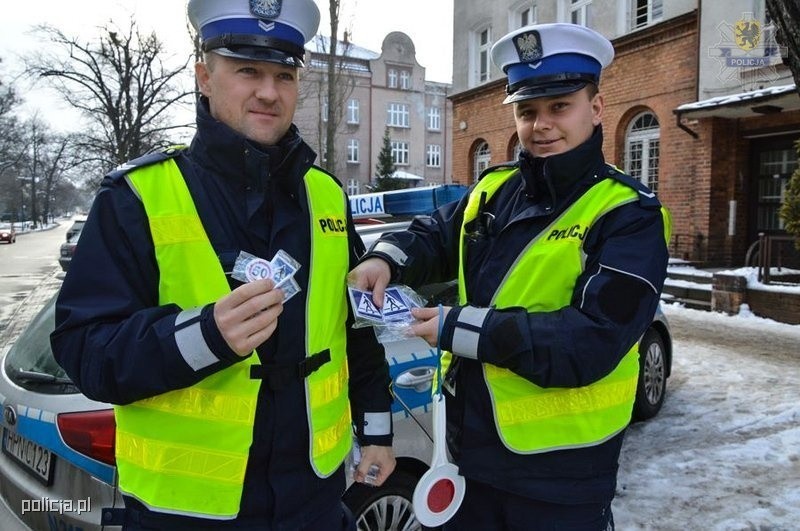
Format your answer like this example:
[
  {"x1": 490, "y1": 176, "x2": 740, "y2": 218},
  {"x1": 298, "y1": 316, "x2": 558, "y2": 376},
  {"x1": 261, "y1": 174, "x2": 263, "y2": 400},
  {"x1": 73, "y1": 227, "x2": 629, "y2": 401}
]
[
  {"x1": 633, "y1": 327, "x2": 667, "y2": 421},
  {"x1": 343, "y1": 469, "x2": 436, "y2": 530}
]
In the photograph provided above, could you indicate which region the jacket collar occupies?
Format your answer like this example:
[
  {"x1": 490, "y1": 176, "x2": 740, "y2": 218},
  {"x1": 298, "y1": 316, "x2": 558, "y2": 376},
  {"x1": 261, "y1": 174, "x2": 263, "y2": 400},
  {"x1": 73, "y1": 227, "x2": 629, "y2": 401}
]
[{"x1": 518, "y1": 125, "x2": 606, "y2": 204}]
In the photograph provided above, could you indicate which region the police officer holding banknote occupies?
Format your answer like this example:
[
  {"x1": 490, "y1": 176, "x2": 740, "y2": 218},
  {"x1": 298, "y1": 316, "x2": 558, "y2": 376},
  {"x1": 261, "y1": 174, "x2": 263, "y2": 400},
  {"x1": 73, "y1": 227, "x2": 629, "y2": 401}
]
[{"x1": 50, "y1": 1, "x2": 395, "y2": 529}]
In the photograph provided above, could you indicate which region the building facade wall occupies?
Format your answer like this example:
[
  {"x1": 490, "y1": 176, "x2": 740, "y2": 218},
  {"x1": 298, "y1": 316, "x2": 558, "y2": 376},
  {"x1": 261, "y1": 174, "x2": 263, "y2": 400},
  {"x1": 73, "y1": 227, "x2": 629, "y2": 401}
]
[{"x1": 295, "y1": 32, "x2": 453, "y2": 195}]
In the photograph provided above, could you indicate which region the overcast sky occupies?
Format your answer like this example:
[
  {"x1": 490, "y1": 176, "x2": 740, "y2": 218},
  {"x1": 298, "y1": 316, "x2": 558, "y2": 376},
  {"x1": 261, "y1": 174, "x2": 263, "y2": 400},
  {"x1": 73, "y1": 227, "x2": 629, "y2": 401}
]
[{"x1": 0, "y1": 0, "x2": 454, "y2": 130}]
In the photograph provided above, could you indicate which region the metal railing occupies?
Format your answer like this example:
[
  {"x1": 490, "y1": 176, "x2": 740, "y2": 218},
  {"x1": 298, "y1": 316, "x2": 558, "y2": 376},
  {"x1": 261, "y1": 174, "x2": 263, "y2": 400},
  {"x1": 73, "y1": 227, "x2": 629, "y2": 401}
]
[{"x1": 755, "y1": 233, "x2": 799, "y2": 284}]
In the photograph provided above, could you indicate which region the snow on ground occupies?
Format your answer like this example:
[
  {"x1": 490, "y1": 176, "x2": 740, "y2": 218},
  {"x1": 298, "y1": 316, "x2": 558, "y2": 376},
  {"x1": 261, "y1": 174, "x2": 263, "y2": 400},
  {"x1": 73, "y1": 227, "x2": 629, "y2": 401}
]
[{"x1": 614, "y1": 303, "x2": 800, "y2": 531}]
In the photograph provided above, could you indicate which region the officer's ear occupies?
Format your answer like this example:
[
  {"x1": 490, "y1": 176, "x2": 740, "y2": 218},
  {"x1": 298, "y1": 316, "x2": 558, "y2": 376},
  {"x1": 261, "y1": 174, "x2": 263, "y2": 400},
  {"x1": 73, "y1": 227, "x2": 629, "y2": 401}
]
[{"x1": 195, "y1": 61, "x2": 212, "y2": 97}]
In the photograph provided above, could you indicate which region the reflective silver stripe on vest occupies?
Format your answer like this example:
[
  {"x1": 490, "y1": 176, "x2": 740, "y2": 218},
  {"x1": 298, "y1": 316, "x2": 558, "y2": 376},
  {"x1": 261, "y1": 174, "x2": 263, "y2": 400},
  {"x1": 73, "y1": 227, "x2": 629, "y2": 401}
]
[
  {"x1": 174, "y1": 308, "x2": 217, "y2": 371},
  {"x1": 363, "y1": 412, "x2": 391, "y2": 436},
  {"x1": 370, "y1": 242, "x2": 409, "y2": 266},
  {"x1": 450, "y1": 306, "x2": 490, "y2": 360}
]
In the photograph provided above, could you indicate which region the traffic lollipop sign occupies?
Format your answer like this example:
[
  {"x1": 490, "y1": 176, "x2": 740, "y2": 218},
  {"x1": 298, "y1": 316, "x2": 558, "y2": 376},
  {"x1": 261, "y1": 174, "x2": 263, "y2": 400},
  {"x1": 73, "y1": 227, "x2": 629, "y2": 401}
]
[{"x1": 412, "y1": 393, "x2": 465, "y2": 527}]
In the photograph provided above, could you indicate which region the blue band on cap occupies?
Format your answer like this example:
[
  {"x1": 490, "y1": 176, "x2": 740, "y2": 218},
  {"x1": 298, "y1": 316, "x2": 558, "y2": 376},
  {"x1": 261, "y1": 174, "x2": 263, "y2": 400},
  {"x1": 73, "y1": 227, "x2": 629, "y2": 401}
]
[
  {"x1": 201, "y1": 18, "x2": 304, "y2": 48},
  {"x1": 506, "y1": 53, "x2": 601, "y2": 86}
]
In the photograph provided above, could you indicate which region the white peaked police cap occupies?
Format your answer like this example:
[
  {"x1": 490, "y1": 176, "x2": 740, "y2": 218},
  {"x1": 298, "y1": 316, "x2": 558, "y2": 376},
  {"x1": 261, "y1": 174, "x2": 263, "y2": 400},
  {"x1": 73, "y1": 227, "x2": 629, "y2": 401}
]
[
  {"x1": 490, "y1": 23, "x2": 614, "y2": 104},
  {"x1": 188, "y1": 0, "x2": 320, "y2": 67}
]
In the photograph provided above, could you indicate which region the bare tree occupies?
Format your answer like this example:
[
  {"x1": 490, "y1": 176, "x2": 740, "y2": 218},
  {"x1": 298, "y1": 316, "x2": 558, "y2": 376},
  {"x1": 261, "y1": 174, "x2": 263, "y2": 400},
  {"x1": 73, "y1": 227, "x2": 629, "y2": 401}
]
[
  {"x1": 318, "y1": 1, "x2": 357, "y2": 174},
  {"x1": 24, "y1": 19, "x2": 195, "y2": 172},
  {"x1": 765, "y1": 0, "x2": 800, "y2": 91}
]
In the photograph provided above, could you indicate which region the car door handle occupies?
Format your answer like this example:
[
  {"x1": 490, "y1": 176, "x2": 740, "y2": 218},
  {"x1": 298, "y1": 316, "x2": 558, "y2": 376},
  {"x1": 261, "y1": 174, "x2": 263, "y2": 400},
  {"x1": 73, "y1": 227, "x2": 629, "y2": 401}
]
[{"x1": 395, "y1": 367, "x2": 436, "y2": 393}]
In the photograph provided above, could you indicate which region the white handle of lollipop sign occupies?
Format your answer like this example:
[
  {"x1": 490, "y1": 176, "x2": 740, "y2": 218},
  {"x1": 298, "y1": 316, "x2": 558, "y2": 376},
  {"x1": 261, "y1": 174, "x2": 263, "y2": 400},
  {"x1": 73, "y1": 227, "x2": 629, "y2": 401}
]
[{"x1": 412, "y1": 306, "x2": 466, "y2": 527}]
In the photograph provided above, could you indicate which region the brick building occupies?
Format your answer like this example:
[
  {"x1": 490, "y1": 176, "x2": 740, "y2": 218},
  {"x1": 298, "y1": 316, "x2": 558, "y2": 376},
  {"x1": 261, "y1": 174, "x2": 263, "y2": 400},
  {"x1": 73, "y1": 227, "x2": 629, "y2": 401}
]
[{"x1": 449, "y1": 0, "x2": 800, "y2": 267}]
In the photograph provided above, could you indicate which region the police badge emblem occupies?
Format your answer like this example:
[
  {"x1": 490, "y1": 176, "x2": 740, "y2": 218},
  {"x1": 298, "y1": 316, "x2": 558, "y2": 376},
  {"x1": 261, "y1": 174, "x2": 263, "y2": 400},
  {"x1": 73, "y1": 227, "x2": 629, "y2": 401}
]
[
  {"x1": 513, "y1": 31, "x2": 542, "y2": 63},
  {"x1": 250, "y1": 0, "x2": 282, "y2": 19}
]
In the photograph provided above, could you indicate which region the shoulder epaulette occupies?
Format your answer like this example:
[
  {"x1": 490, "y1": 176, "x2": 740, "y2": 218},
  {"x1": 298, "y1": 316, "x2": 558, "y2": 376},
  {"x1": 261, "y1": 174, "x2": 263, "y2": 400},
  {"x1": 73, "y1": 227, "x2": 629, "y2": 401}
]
[
  {"x1": 478, "y1": 160, "x2": 519, "y2": 181},
  {"x1": 106, "y1": 145, "x2": 187, "y2": 182},
  {"x1": 604, "y1": 164, "x2": 661, "y2": 208}
]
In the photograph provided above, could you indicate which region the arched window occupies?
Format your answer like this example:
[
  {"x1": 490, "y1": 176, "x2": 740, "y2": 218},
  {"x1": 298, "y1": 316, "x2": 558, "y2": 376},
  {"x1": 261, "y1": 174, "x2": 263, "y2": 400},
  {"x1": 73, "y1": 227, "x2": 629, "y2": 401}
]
[
  {"x1": 473, "y1": 142, "x2": 491, "y2": 182},
  {"x1": 625, "y1": 112, "x2": 660, "y2": 193}
]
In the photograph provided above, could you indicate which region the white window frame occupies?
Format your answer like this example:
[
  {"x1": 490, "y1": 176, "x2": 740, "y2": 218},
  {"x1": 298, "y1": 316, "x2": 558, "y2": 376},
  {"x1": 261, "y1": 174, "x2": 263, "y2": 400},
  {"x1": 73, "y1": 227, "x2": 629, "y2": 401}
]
[
  {"x1": 391, "y1": 141, "x2": 410, "y2": 166},
  {"x1": 570, "y1": 0, "x2": 592, "y2": 26},
  {"x1": 347, "y1": 139, "x2": 360, "y2": 164},
  {"x1": 511, "y1": 2, "x2": 537, "y2": 29},
  {"x1": 624, "y1": 112, "x2": 660, "y2": 193},
  {"x1": 347, "y1": 99, "x2": 359, "y2": 124},
  {"x1": 387, "y1": 103, "x2": 410, "y2": 128},
  {"x1": 427, "y1": 107, "x2": 441, "y2": 131},
  {"x1": 347, "y1": 178, "x2": 360, "y2": 196},
  {"x1": 322, "y1": 96, "x2": 328, "y2": 122},
  {"x1": 400, "y1": 70, "x2": 411, "y2": 90},
  {"x1": 388, "y1": 69, "x2": 398, "y2": 88},
  {"x1": 630, "y1": 0, "x2": 663, "y2": 30},
  {"x1": 470, "y1": 25, "x2": 492, "y2": 87},
  {"x1": 474, "y1": 142, "x2": 491, "y2": 182},
  {"x1": 426, "y1": 144, "x2": 442, "y2": 168}
]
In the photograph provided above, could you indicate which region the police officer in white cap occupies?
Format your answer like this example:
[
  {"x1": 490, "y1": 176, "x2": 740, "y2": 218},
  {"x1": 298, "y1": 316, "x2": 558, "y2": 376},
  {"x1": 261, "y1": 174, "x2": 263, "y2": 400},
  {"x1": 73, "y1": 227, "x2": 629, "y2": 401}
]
[
  {"x1": 349, "y1": 22, "x2": 670, "y2": 530},
  {"x1": 51, "y1": 1, "x2": 396, "y2": 529}
]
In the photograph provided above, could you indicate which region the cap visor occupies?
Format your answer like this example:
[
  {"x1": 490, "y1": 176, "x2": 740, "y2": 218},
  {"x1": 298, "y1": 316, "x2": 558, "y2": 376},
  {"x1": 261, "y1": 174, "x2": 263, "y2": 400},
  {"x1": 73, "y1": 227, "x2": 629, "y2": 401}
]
[
  {"x1": 212, "y1": 47, "x2": 304, "y2": 67},
  {"x1": 503, "y1": 81, "x2": 588, "y2": 104}
]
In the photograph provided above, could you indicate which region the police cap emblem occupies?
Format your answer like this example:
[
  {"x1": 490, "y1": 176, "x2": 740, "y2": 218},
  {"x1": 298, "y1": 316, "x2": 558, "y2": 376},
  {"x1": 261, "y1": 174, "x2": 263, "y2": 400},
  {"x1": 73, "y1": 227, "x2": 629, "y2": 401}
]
[
  {"x1": 513, "y1": 31, "x2": 543, "y2": 63},
  {"x1": 250, "y1": 0, "x2": 282, "y2": 19}
]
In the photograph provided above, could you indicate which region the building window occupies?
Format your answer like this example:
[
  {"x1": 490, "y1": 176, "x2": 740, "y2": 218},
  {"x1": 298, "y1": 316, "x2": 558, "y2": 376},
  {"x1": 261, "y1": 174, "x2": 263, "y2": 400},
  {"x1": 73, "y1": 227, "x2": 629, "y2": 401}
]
[
  {"x1": 474, "y1": 142, "x2": 491, "y2": 182},
  {"x1": 427, "y1": 107, "x2": 441, "y2": 131},
  {"x1": 472, "y1": 26, "x2": 492, "y2": 85},
  {"x1": 347, "y1": 178, "x2": 360, "y2": 196},
  {"x1": 631, "y1": 0, "x2": 663, "y2": 30},
  {"x1": 570, "y1": 0, "x2": 592, "y2": 26},
  {"x1": 427, "y1": 144, "x2": 442, "y2": 167},
  {"x1": 391, "y1": 141, "x2": 409, "y2": 166},
  {"x1": 322, "y1": 96, "x2": 328, "y2": 122},
  {"x1": 513, "y1": 3, "x2": 537, "y2": 28},
  {"x1": 756, "y1": 147, "x2": 797, "y2": 231},
  {"x1": 387, "y1": 103, "x2": 410, "y2": 128},
  {"x1": 625, "y1": 112, "x2": 660, "y2": 193},
  {"x1": 388, "y1": 69, "x2": 398, "y2": 88},
  {"x1": 400, "y1": 70, "x2": 411, "y2": 90},
  {"x1": 513, "y1": 139, "x2": 523, "y2": 160},
  {"x1": 347, "y1": 99, "x2": 359, "y2": 124},
  {"x1": 347, "y1": 139, "x2": 360, "y2": 163}
]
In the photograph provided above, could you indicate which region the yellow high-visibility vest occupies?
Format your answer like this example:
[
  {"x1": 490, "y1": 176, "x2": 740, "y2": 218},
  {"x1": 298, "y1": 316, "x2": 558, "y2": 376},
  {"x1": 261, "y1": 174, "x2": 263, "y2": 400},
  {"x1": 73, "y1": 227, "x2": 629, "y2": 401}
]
[
  {"x1": 115, "y1": 158, "x2": 351, "y2": 518},
  {"x1": 447, "y1": 167, "x2": 670, "y2": 453}
]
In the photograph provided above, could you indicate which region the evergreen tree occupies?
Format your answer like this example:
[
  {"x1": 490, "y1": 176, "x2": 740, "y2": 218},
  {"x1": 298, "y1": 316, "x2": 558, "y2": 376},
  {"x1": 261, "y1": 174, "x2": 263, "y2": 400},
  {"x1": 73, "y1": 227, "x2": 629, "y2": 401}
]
[
  {"x1": 779, "y1": 139, "x2": 800, "y2": 250},
  {"x1": 370, "y1": 128, "x2": 405, "y2": 192}
]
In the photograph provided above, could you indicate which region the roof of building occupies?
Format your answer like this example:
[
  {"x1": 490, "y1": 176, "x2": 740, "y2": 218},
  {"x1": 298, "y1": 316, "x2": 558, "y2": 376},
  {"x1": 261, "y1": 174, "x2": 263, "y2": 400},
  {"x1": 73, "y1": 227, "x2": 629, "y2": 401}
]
[
  {"x1": 675, "y1": 83, "x2": 799, "y2": 119},
  {"x1": 306, "y1": 35, "x2": 380, "y2": 60}
]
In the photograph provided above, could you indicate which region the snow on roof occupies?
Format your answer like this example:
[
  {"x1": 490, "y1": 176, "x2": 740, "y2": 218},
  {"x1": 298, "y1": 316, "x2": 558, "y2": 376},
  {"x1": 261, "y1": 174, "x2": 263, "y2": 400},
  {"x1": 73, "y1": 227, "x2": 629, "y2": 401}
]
[
  {"x1": 391, "y1": 170, "x2": 424, "y2": 180},
  {"x1": 306, "y1": 35, "x2": 380, "y2": 60},
  {"x1": 675, "y1": 83, "x2": 797, "y2": 112}
]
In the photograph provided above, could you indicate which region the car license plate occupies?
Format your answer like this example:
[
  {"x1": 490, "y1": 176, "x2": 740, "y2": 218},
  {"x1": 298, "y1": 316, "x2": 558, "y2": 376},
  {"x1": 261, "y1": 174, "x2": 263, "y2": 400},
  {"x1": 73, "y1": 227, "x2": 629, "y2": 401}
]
[{"x1": 2, "y1": 427, "x2": 54, "y2": 485}]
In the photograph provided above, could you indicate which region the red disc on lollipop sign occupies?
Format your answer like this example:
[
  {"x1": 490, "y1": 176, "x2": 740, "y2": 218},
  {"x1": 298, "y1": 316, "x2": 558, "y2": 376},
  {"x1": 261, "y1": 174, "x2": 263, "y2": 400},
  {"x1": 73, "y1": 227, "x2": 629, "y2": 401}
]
[{"x1": 413, "y1": 394, "x2": 465, "y2": 526}]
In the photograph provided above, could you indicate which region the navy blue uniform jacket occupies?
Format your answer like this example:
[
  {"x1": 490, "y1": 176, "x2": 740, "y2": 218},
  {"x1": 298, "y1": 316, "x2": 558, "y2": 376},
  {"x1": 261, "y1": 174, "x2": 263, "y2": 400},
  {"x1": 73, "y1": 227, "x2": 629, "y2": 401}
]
[
  {"x1": 50, "y1": 98, "x2": 393, "y2": 530},
  {"x1": 366, "y1": 127, "x2": 669, "y2": 505}
]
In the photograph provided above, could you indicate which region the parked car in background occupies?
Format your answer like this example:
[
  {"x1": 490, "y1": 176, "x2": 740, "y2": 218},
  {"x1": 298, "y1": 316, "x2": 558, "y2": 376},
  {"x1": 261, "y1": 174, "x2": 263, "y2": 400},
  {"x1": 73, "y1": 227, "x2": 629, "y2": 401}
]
[
  {"x1": 58, "y1": 232, "x2": 80, "y2": 272},
  {"x1": 65, "y1": 219, "x2": 85, "y2": 242},
  {"x1": 0, "y1": 223, "x2": 16, "y2": 244},
  {"x1": 0, "y1": 221, "x2": 672, "y2": 531}
]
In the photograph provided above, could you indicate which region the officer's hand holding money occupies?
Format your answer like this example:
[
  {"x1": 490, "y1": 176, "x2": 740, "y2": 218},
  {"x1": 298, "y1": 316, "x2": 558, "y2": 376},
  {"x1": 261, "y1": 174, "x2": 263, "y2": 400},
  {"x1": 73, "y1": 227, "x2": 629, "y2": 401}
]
[{"x1": 214, "y1": 279, "x2": 284, "y2": 356}]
